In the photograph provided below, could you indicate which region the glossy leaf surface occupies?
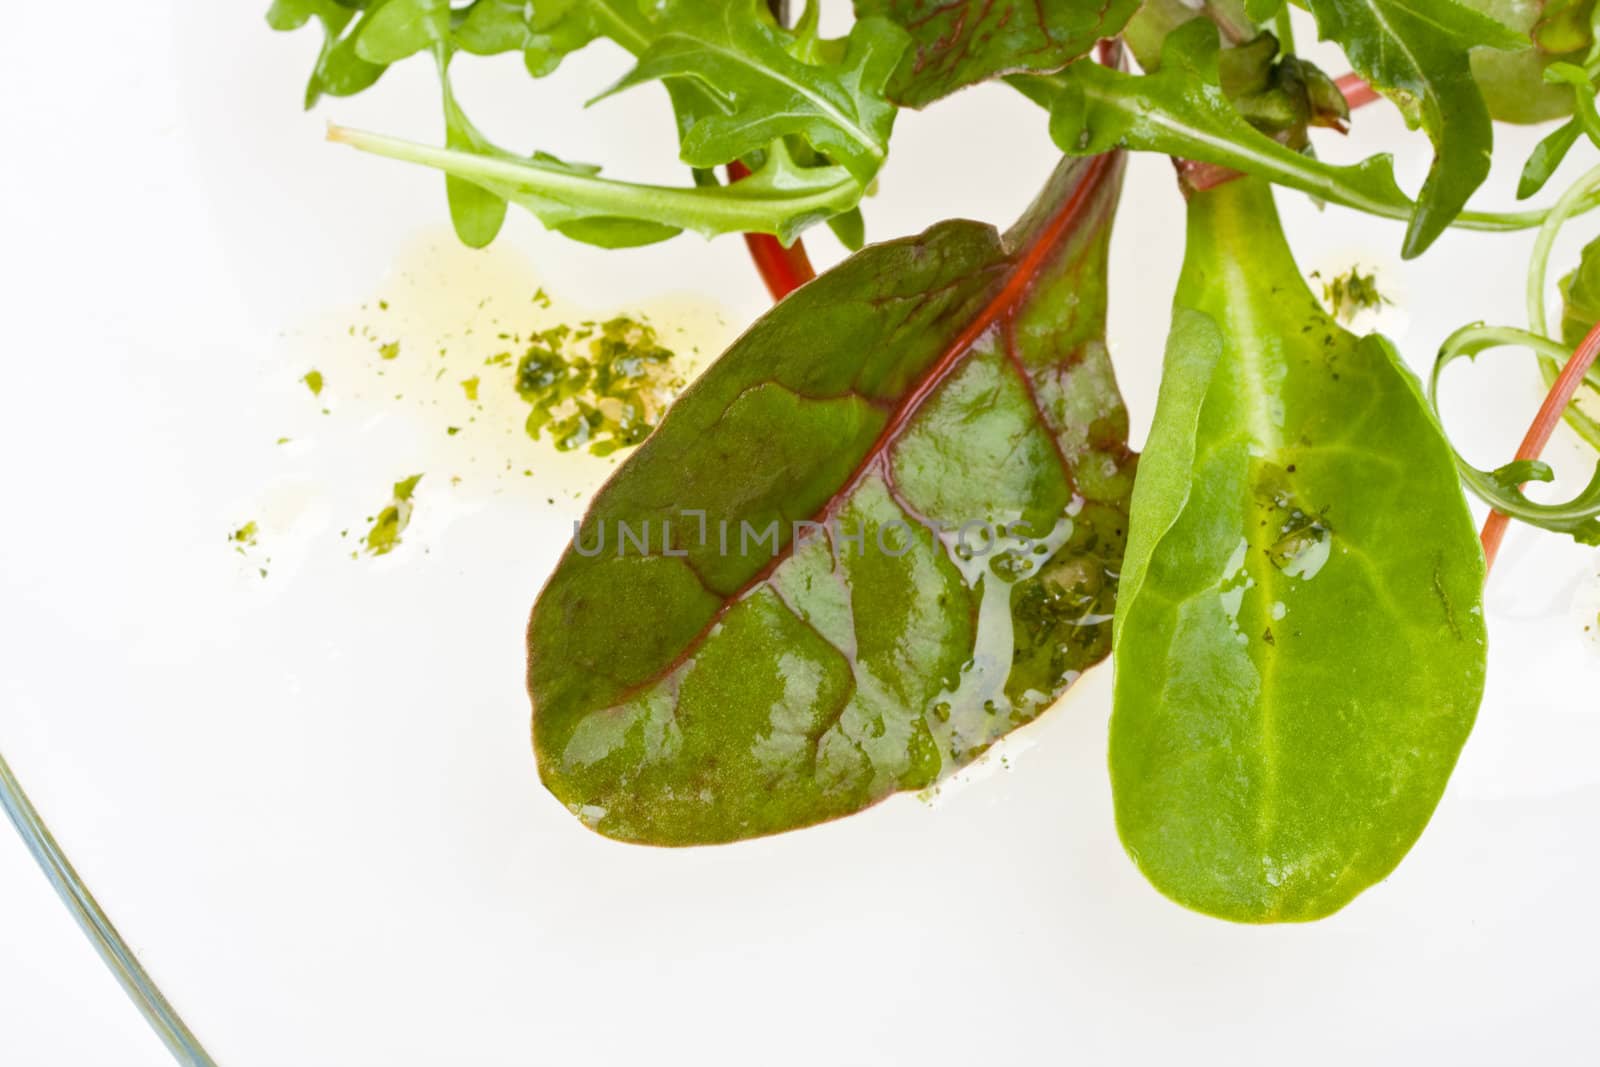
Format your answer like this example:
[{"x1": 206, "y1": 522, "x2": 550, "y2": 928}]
[
  {"x1": 1019, "y1": 19, "x2": 1545, "y2": 255},
  {"x1": 1300, "y1": 0, "x2": 1525, "y2": 255},
  {"x1": 1110, "y1": 177, "x2": 1487, "y2": 922},
  {"x1": 856, "y1": 0, "x2": 1139, "y2": 107},
  {"x1": 602, "y1": 1, "x2": 909, "y2": 184},
  {"x1": 1462, "y1": 0, "x2": 1596, "y2": 123},
  {"x1": 1019, "y1": 22, "x2": 1428, "y2": 250},
  {"x1": 528, "y1": 154, "x2": 1135, "y2": 844}
]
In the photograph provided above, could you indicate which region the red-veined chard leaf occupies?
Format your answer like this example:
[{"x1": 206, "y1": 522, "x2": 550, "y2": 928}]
[
  {"x1": 527, "y1": 153, "x2": 1135, "y2": 844},
  {"x1": 854, "y1": 0, "x2": 1141, "y2": 107},
  {"x1": 1298, "y1": 0, "x2": 1526, "y2": 256},
  {"x1": 1110, "y1": 176, "x2": 1487, "y2": 922}
]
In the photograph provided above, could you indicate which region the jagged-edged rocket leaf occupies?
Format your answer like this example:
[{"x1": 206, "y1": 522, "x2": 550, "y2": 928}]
[
  {"x1": 855, "y1": 0, "x2": 1140, "y2": 107},
  {"x1": 1518, "y1": 117, "x2": 1583, "y2": 199},
  {"x1": 1110, "y1": 177, "x2": 1487, "y2": 922},
  {"x1": 327, "y1": 126, "x2": 863, "y2": 249},
  {"x1": 528, "y1": 153, "x2": 1136, "y2": 844},
  {"x1": 1020, "y1": 24, "x2": 1415, "y2": 232},
  {"x1": 267, "y1": 0, "x2": 387, "y2": 108},
  {"x1": 1299, "y1": 0, "x2": 1526, "y2": 255},
  {"x1": 440, "y1": 61, "x2": 510, "y2": 249},
  {"x1": 599, "y1": 0, "x2": 909, "y2": 183},
  {"x1": 1018, "y1": 19, "x2": 1530, "y2": 256},
  {"x1": 1462, "y1": 0, "x2": 1597, "y2": 124}
]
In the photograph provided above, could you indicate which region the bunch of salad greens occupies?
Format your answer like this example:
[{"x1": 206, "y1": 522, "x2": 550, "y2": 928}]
[{"x1": 270, "y1": 0, "x2": 1600, "y2": 922}]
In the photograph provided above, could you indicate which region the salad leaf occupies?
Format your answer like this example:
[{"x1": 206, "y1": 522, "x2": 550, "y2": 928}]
[
  {"x1": 1463, "y1": 0, "x2": 1597, "y2": 123},
  {"x1": 600, "y1": 1, "x2": 910, "y2": 183},
  {"x1": 1017, "y1": 19, "x2": 1555, "y2": 255},
  {"x1": 355, "y1": 0, "x2": 450, "y2": 65},
  {"x1": 1017, "y1": 22, "x2": 1424, "y2": 244},
  {"x1": 452, "y1": 0, "x2": 655, "y2": 77},
  {"x1": 328, "y1": 126, "x2": 863, "y2": 247},
  {"x1": 856, "y1": 0, "x2": 1140, "y2": 107},
  {"x1": 1553, "y1": 245, "x2": 1600, "y2": 446},
  {"x1": 1561, "y1": 233, "x2": 1600, "y2": 348},
  {"x1": 267, "y1": 0, "x2": 386, "y2": 108},
  {"x1": 1519, "y1": 117, "x2": 1583, "y2": 198},
  {"x1": 527, "y1": 153, "x2": 1136, "y2": 844},
  {"x1": 1298, "y1": 0, "x2": 1526, "y2": 256},
  {"x1": 1430, "y1": 325, "x2": 1600, "y2": 538},
  {"x1": 440, "y1": 64, "x2": 511, "y2": 249},
  {"x1": 1110, "y1": 176, "x2": 1487, "y2": 922}
]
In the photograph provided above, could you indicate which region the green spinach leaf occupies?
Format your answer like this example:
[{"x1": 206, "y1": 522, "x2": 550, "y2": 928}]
[
  {"x1": 1299, "y1": 0, "x2": 1525, "y2": 256},
  {"x1": 855, "y1": 0, "x2": 1140, "y2": 107},
  {"x1": 1110, "y1": 176, "x2": 1487, "y2": 922},
  {"x1": 527, "y1": 153, "x2": 1136, "y2": 844}
]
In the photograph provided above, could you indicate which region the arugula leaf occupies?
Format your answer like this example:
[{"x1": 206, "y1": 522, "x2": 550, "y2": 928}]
[
  {"x1": 526, "y1": 154, "x2": 1135, "y2": 843},
  {"x1": 1017, "y1": 19, "x2": 1559, "y2": 255},
  {"x1": 1430, "y1": 324, "x2": 1600, "y2": 537},
  {"x1": 600, "y1": 1, "x2": 910, "y2": 183},
  {"x1": 267, "y1": 0, "x2": 387, "y2": 108},
  {"x1": 1111, "y1": 176, "x2": 1487, "y2": 921},
  {"x1": 1299, "y1": 0, "x2": 1526, "y2": 256},
  {"x1": 855, "y1": 0, "x2": 1140, "y2": 107},
  {"x1": 328, "y1": 125, "x2": 862, "y2": 247},
  {"x1": 1462, "y1": 0, "x2": 1597, "y2": 123},
  {"x1": 1519, "y1": 117, "x2": 1582, "y2": 198},
  {"x1": 440, "y1": 62, "x2": 510, "y2": 249},
  {"x1": 1018, "y1": 23, "x2": 1422, "y2": 240},
  {"x1": 1550, "y1": 244, "x2": 1600, "y2": 448},
  {"x1": 355, "y1": 0, "x2": 450, "y2": 65},
  {"x1": 1561, "y1": 234, "x2": 1600, "y2": 347},
  {"x1": 453, "y1": 0, "x2": 653, "y2": 77}
]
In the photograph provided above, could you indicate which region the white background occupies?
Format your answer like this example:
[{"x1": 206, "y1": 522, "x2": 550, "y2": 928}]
[{"x1": 3, "y1": 3, "x2": 1598, "y2": 1064}]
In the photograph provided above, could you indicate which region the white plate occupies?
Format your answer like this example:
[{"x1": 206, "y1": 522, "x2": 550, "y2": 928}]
[{"x1": 3, "y1": 4, "x2": 1599, "y2": 1064}]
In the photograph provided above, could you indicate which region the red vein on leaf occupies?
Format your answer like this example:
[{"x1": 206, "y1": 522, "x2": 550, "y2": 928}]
[
  {"x1": 726, "y1": 160, "x2": 816, "y2": 301},
  {"x1": 607, "y1": 152, "x2": 1120, "y2": 699},
  {"x1": 1480, "y1": 319, "x2": 1600, "y2": 571}
]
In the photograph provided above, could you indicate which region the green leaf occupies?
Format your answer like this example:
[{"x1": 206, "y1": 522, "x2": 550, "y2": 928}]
[
  {"x1": 1561, "y1": 233, "x2": 1600, "y2": 348},
  {"x1": 600, "y1": 1, "x2": 909, "y2": 183},
  {"x1": 1460, "y1": 0, "x2": 1598, "y2": 124},
  {"x1": 854, "y1": 0, "x2": 1140, "y2": 107},
  {"x1": 452, "y1": 0, "x2": 658, "y2": 77},
  {"x1": 1021, "y1": 23, "x2": 1419, "y2": 245},
  {"x1": 355, "y1": 0, "x2": 449, "y2": 65},
  {"x1": 1248, "y1": 0, "x2": 1288, "y2": 23},
  {"x1": 1518, "y1": 117, "x2": 1582, "y2": 198},
  {"x1": 439, "y1": 61, "x2": 509, "y2": 249},
  {"x1": 268, "y1": 0, "x2": 387, "y2": 108},
  {"x1": 1430, "y1": 324, "x2": 1600, "y2": 534},
  {"x1": 1299, "y1": 0, "x2": 1526, "y2": 256},
  {"x1": 1111, "y1": 177, "x2": 1487, "y2": 922},
  {"x1": 1547, "y1": 234, "x2": 1600, "y2": 445},
  {"x1": 328, "y1": 125, "x2": 866, "y2": 247},
  {"x1": 526, "y1": 154, "x2": 1136, "y2": 844},
  {"x1": 1017, "y1": 19, "x2": 1555, "y2": 255}
]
